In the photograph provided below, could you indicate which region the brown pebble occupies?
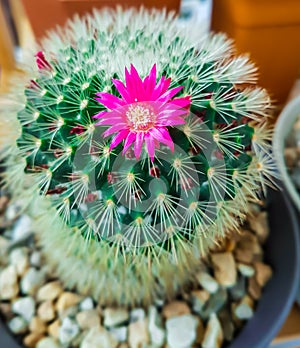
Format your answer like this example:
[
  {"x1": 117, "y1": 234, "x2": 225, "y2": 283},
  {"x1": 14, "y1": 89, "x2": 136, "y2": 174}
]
[
  {"x1": 211, "y1": 252, "x2": 237, "y2": 287},
  {"x1": 234, "y1": 231, "x2": 261, "y2": 264},
  {"x1": 23, "y1": 332, "x2": 45, "y2": 348},
  {"x1": 0, "y1": 196, "x2": 9, "y2": 214},
  {"x1": 248, "y1": 276, "x2": 262, "y2": 300},
  {"x1": 162, "y1": 301, "x2": 191, "y2": 319},
  {"x1": 254, "y1": 262, "x2": 272, "y2": 287},
  {"x1": 128, "y1": 319, "x2": 150, "y2": 348},
  {"x1": 248, "y1": 212, "x2": 270, "y2": 243},
  {"x1": 56, "y1": 292, "x2": 82, "y2": 314},
  {"x1": 284, "y1": 148, "x2": 297, "y2": 168},
  {"x1": 48, "y1": 319, "x2": 60, "y2": 338},
  {"x1": 0, "y1": 302, "x2": 14, "y2": 320},
  {"x1": 29, "y1": 316, "x2": 46, "y2": 334},
  {"x1": 37, "y1": 281, "x2": 63, "y2": 302},
  {"x1": 195, "y1": 317, "x2": 205, "y2": 344},
  {"x1": 37, "y1": 300, "x2": 56, "y2": 322}
]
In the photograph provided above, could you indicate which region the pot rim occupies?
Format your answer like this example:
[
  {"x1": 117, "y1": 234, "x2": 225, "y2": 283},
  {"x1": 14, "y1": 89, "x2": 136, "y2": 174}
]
[{"x1": 273, "y1": 95, "x2": 300, "y2": 211}]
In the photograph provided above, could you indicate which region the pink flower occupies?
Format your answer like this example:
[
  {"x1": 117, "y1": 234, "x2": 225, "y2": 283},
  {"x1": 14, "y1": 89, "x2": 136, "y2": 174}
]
[
  {"x1": 93, "y1": 64, "x2": 191, "y2": 161},
  {"x1": 35, "y1": 51, "x2": 51, "y2": 70}
]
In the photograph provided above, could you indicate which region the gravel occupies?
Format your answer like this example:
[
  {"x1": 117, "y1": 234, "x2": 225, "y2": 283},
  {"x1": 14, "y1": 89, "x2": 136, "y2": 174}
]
[{"x1": 0, "y1": 197, "x2": 272, "y2": 348}]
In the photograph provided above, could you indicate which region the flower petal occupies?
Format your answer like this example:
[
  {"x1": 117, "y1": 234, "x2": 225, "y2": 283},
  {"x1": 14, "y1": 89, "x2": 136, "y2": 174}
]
[
  {"x1": 112, "y1": 78, "x2": 131, "y2": 103},
  {"x1": 151, "y1": 76, "x2": 171, "y2": 99},
  {"x1": 103, "y1": 124, "x2": 127, "y2": 137},
  {"x1": 158, "y1": 86, "x2": 184, "y2": 102},
  {"x1": 95, "y1": 92, "x2": 125, "y2": 109},
  {"x1": 93, "y1": 111, "x2": 108, "y2": 119},
  {"x1": 149, "y1": 127, "x2": 174, "y2": 152},
  {"x1": 122, "y1": 131, "x2": 137, "y2": 153},
  {"x1": 145, "y1": 134, "x2": 155, "y2": 161},
  {"x1": 143, "y1": 64, "x2": 157, "y2": 94},
  {"x1": 170, "y1": 96, "x2": 191, "y2": 108},
  {"x1": 109, "y1": 129, "x2": 129, "y2": 150},
  {"x1": 134, "y1": 132, "x2": 144, "y2": 159}
]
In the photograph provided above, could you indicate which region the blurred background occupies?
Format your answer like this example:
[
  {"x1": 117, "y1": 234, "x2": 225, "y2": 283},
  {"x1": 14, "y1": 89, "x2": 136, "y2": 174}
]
[{"x1": 1, "y1": 0, "x2": 300, "y2": 107}]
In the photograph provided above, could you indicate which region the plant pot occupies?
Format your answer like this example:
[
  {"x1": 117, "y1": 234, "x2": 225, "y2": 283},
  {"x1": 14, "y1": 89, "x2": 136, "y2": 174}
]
[
  {"x1": 0, "y1": 188, "x2": 299, "y2": 348},
  {"x1": 211, "y1": 0, "x2": 300, "y2": 107},
  {"x1": 273, "y1": 95, "x2": 300, "y2": 211},
  {"x1": 21, "y1": 0, "x2": 181, "y2": 39}
]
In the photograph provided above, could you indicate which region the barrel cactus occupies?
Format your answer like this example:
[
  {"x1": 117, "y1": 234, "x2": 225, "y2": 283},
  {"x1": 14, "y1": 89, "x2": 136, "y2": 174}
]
[{"x1": 1, "y1": 8, "x2": 275, "y2": 306}]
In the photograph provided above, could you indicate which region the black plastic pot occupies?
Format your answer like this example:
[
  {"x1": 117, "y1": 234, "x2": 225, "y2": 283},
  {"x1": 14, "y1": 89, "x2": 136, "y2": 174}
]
[
  {"x1": 229, "y1": 189, "x2": 300, "y2": 348},
  {"x1": 0, "y1": 189, "x2": 299, "y2": 348}
]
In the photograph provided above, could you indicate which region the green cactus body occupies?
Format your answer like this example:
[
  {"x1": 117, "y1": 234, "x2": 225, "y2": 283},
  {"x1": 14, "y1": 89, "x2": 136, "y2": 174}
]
[{"x1": 2, "y1": 8, "x2": 275, "y2": 306}]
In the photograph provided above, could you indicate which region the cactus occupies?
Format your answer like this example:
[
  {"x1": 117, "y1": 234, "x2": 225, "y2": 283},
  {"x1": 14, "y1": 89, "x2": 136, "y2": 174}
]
[{"x1": 1, "y1": 8, "x2": 276, "y2": 306}]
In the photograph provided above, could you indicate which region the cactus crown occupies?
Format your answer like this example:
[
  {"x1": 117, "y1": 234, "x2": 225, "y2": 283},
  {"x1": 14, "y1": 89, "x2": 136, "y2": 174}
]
[{"x1": 2, "y1": 8, "x2": 275, "y2": 305}]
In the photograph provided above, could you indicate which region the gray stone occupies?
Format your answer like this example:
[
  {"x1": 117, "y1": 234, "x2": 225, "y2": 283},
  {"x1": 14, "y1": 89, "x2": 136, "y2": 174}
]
[
  {"x1": 11, "y1": 214, "x2": 32, "y2": 241},
  {"x1": 148, "y1": 306, "x2": 165, "y2": 346},
  {"x1": 218, "y1": 309, "x2": 235, "y2": 341},
  {"x1": 5, "y1": 201, "x2": 21, "y2": 221},
  {"x1": 229, "y1": 275, "x2": 246, "y2": 301},
  {"x1": 199, "y1": 287, "x2": 227, "y2": 320},
  {"x1": 103, "y1": 308, "x2": 129, "y2": 327},
  {"x1": 197, "y1": 272, "x2": 219, "y2": 294},
  {"x1": 79, "y1": 297, "x2": 94, "y2": 311},
  {"x1": 59, "y1": 317, "x2": 80, "y2": 344},
  {"x1": 36, "y1": 337, "x2": 60, "y2": 348},
  {"x1": 166, "y1": 314, "x2": 198, "y2": 348},
  {"x1": 109, "y1": 326, "x2": 128, "y2": 342},
  {"x1": 8, "y1": 316, "x2": 28, "y2": 334},
  {"x1": 21, "y1": 267, "x2": 46, "y2": 295},
  {"x1": 80, "y1": 327, "x2": 118, "y2": 348},
  {"x1": 59, "y1": 305, "x2": 78, "y2": 319},
  {"x1": 12, "y1": 296, "x2": 35, "y2": 322},
  {"x1": 30, "y1": 251, "x2": 42, "y2": 267},
  {"x1": 9, "y1": 247, "x2": 30, "y2": 276},
  {"x1": 202, "y1": 313, "x2": 223, "y2": 348},
  {"x1": 234, "y1": 296, "x2": 254, "y2": 320},
  {"x1": 0, "y1": 265, "x2": 19, "y2": 300},
  {"x1": 190, "y1": 290, "x2": 210, "y2": 314},
  {"x1": 238, "y1": 263, "x2": 255, "y2": 278},
  {"x1": 130, "y1": 308, "x2": 146, "y2": 322}
]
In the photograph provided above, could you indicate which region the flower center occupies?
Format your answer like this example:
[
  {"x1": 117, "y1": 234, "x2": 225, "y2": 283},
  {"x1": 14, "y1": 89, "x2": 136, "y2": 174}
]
[{"x1": 126, "y1": 103, "x2": 156, "y2": 131}]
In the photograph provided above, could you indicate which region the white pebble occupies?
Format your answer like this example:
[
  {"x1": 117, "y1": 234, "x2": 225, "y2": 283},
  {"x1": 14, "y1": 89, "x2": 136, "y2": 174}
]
[
  {"x1": 21, "y1": 268, "x2": 46, "y2": 295},
  {"x1": 130, "y1": 308, "x2": 146, "y2": 322},
  {"x1": 103, "y1": 308, "x2": 129, "y2": 328},
  {"x1": 12, "y1": 214, "x2": 32, "y2": 241},
  {"x1": 59, "y1": 317, "x2": 80, "y2": 344},
  {"x1": 12, "y1": 296, "x2": 35, "y2": 322},
  {"x1": 10, "y1": 248, "x2": 30, "y2": 276},
  {"x1": 148, "y1": 306, "x2": 165, "y2": 346},
  {"x1": 0, "y1": 265, "x2": 19, "y2": 300},
  {"x1": 79, "y1": 297, "x2": 94, "y2": 311},
  {"x1": 8, "y1": 316, "x2": 28, "y2": 334},
  {"x1": 30, "y1": 251, "x2": 42, "y2": 267},
  {"x1": 166, "y1": 314, "x2": 198, "y2": 348},
  {"x1": 109, "y1": 326, "x2": 128, "y2": 342},
  {"x1": 37, "y1": 337, "x2": 60, "y2": 348},
  {"x1": 197, "y1": 272, "x2": 219, "y2": 294}
]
